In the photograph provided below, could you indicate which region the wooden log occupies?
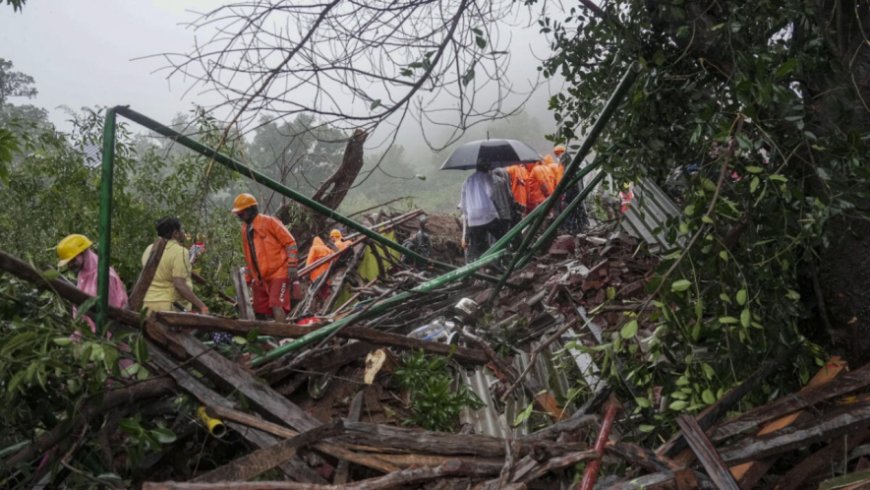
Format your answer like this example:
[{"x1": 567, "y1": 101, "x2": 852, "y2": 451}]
[
  {"x1": 155, "y1": 312, "x2": 489, "y2": 364},
  {"x1": 712, "y1": 361, "x2": 870, "y2": 442},
  {"x1": 334, "y1": 392, "x2": 364, "y2": 484},
  {"x1": 337, "y1": 421, "x2": 588, "y2": 459},
  {"x1": 128, "y1": 238, "x2": 166, "y2": 311},
  {"x1": 606, "y1": 470, "x2": 709, "y2": 490},
  {"x1": 675, "y1": 415, "x2": 739, "y2": 490},
  {"x1": 144, "y1": 458, "x2": 503, "y2": 490},
  {"x1": 155, "y1": 312, "x2": 316, "y2": 337},
  {"x1": 205, "y1": 404, "x2": 400, "y2": 473},
  {"x1": 718, "y1": 400, "x2": 870, "y2": 465},
  {"x1": 193, "y1": 421, "x2": 344, "y2": 483},
  {"x1": 0, "y1": 249, "x2": 141, "y2": 326}
]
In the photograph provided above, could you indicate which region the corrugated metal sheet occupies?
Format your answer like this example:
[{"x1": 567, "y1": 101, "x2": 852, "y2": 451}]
[{"x1": 621, "y1": 178, "x2": 684, "y2": 252}]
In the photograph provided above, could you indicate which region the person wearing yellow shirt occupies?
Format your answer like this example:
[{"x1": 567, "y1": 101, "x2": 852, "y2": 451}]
[{"x1": 141, "y1": 217, "x2": 209, "y2": 314}]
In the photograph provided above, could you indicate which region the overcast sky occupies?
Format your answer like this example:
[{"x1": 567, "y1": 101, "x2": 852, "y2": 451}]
[{"x1": 0, "y1": 1, "x2": 563, "y2": 149}]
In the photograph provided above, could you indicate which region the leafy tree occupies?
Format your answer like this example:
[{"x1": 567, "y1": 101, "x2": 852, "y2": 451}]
[
  {"x1": 246, "y1": 115, "x2": 345, "y2": 212},
  {"x1": 538, "y1": 0, "x2": 870, "y2": 431},
  {"x1": 0, "y1": 59, "x2": 37, "y2": 104}
]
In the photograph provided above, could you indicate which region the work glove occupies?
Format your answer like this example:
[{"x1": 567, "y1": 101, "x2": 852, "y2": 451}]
[{"x1": 288, "y1": 266, "x2": 298, "y2": 283}]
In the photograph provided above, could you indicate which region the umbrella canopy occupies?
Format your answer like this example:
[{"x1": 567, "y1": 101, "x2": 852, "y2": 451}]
[{"x1": 440, "y1": 139, "x2": 540, "y2": 170}]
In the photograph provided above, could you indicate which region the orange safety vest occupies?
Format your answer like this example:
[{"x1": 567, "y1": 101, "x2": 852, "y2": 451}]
[
  {"x1": 506, "y1": 165, "x2": 529, "y2": 210},
  {"x1": 306, "y1": 237, "x2": 334, "y2": 282},
  {"x1": 544, "y1": 154, "x2": 564, "y2": 184},
  {"x1": 527, "y1": 163, "x2": 555, "y2": 209},
  {"x1": 241, "y1": 214, "x2": 298, "y2": 282}
]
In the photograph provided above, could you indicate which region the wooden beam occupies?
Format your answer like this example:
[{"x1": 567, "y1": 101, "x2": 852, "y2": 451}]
[
  {"x1": 193, "y1": 421, "x2": 344, "y2": 483},
  {"x1": 154, "y1": 312, "x2": 489, "y2": 365},
  {"x1": 205, "y1": 404, "x2": 400, "y2": 473},
  {"x1": 144, "y1": 458, "x2": 502, "y2": 490},
  {"x1": 712, "y1": 361, "x2": 870, "y2": 442},
  {"x1": 675, "y1": 415, "x2": 739, "y2": 490},
  {"x1": 718, "y1": 400, "x2": 870, "y2": 465},
  {"x1": 128, "y1": 238, "x2": 166, "y2": 311}
]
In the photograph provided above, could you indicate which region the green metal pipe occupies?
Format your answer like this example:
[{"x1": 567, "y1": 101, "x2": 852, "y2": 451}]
[
  {"x1": 113, "y1": 106, "x2": 455, "y2": 273},
  {"x1": 96, "y1": 108, "x2": 117, "y2": 333},
  {"x1": 251, "y1": 249, "x2": 506, "y2": 367},
  {"x1": 516, "y1": 172, "x2": 606, "y2": 269},
  {"x1": 489, "y1": 65, "x2": 639, "y2": 300}
]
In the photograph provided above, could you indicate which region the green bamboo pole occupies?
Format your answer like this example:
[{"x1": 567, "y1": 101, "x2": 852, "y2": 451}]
[
  {"x1": 251, "y1": 249, "x2": 507, "y2": 367},
  {"x1": 96, "y1": 108, "x2": 117, "y2": 333},
  {"x1": 488, "y1": 65, "x2": 639, "y2": 300},
  {"x1": 113, "y1": 106, "x2": 457, "y2": 274}
]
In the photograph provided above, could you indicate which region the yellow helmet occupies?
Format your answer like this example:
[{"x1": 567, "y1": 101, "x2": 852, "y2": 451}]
[
  {"x1": 56, "y1": 234, "x2": 93, "y2": 267},
  {"x1": 553, "y1": 145, "x2": 566, "y2": 155},
  {"x1": 329, "y1": 229, "x2": 342, "y2": 239},
  {"x1": 231, "y1": 193, "x2": 258, "y2": 213}
]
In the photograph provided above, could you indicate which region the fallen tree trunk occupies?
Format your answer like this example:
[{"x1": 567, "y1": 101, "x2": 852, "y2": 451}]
[
  {"x1": 193, "y1": 421, "x2": 344, "y2": 483},
  {"x1": 155, "y1": 312, "x2": 489, "y2": 364},
  {"x1": 145, "y1": 458, "x2": 503, "y2": 490}
]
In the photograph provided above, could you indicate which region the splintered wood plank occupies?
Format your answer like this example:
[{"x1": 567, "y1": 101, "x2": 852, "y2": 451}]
[
  {"x1": 193, "y1": 421, "x2": 344, "y2": 483},
  {"x1": 729, "y1": 357, "x2": 848, "y2": 487},
  {"x1": 128, "y1": 238, "x2": 166, "y2": 311},
  {"x1": 712, "y1": 361, "x2": 870, "y2": 442},
  {"x1": 718, "y1": 400, "x2": 870, "y2": 465},
  {"x1": 148, "y1": 321, "x2": 321, "y2": 432},
  {"x1": 676, "y1": 415, "x2": 739, "y2": 490}
]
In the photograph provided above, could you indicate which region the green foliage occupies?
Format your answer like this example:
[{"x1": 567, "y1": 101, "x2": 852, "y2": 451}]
[
  {"x1": 394, "y1": 351, "x2": 483, "y2": 432},
  {"x1": 539, "y1": 0, "x2": 869, "y2": 437}
]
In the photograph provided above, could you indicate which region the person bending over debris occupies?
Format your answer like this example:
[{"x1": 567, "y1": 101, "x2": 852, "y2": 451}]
[
  {"x1": 232, "y1": 193, "x2": 298, "y2": 322},
  {"x1": 306, "y1": 236, "x2": 333, "y2": 283},
  {"x1": 56, "y1": 233, "x2": 128, "y2": 331},
  {"x1": 525, "y1": 160, "x2": 555, "y2": 211},
  {"x1": 459, "y1": 160, "x2": 500, "y2": 262},
  {"x1": 141, "y1": 217, "x2": 209, "y2": 315}
]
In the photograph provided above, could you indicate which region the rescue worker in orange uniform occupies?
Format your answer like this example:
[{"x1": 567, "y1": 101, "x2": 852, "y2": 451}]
[
  {"x1": 544, "y1": 152, "x2": 564, "y2": 184},
  {"x1": 525, "y1": 161, "x2": 555, "y2": 210},
  {"x1": 306, "y1": 236, "x2": 334, "y2": 283},
  {"x1": 232, "y1": 193, "x2": 298, "y2": 322},
  {"x1": 505, "y1": 164, "x2": 529, "y2": 213}
]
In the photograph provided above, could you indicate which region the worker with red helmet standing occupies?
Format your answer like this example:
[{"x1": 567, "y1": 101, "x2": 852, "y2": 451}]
[{"x1": 231, "y1": 193, "x2": 298, "y2": 322}]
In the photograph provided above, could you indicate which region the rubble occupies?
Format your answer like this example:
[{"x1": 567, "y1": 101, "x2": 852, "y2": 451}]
[{"x1": 2, "y1": 212, "x2": 870, "y2": 489}]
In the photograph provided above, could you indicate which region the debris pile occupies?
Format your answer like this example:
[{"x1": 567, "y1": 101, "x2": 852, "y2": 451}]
[{"x1": 2, "y1": 213, "x2": 869, "y2": 490}]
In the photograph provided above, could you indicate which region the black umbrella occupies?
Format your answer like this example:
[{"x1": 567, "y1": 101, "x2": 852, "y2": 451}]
[{"x1": 440, "y1": 139, "x2": 540, "y2": 170}]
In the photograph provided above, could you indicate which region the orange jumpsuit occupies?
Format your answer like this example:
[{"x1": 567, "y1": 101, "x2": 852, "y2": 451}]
[
  {"x1": 306, "y1": 237, "x2": 333, "y2": 282},
  {"x1": 506, "y1": 165, "x2": 529, "y2": 211},
  {"x1": 544, "y1": 154, "x2": 564, "y2": 184},
  {"x1": 526, "y1": 163, "x2": 555, "y2": 210}
]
